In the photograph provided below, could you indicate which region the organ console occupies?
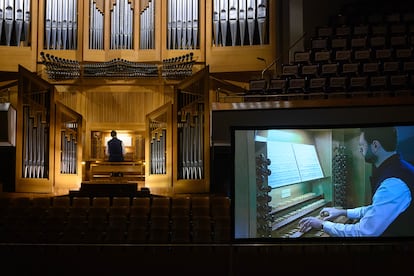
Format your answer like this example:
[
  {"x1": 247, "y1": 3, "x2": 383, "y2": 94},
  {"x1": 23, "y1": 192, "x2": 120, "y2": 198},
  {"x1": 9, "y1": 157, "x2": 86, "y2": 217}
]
[{"x1": 269, "y1": 192, "x2": 351, "y2": 238}]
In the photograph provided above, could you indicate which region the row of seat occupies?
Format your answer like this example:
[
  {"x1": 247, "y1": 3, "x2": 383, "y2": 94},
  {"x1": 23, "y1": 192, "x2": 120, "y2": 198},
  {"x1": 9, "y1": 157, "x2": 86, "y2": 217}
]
[
  {"x1": 249, "y1": 74, "x2": 414, "y2": 95},
  {"x1": 0, "y1": 195, "x2": 229, "y2": 208},
  {"x1": 248, "y1": 9, "x2": 414, "y2": 97},
  {"x1": 314, "y1": 22, "x2": 414, "y2": 38},
  {"x1": 332, "y1": 11, "x2": 414, "y2": 26},
  {"x1": 285, "y1": 60, "x2": 414, "y2": 77},
  {"x1": 0, "y1": 195, "x2": 232, "y2": 244},
  {"x1": 294, "y1": 48, "x2": 413, "y2": 66},
  {"x1": 311, "y1": 34, "x2": 414, "y2": 52}
]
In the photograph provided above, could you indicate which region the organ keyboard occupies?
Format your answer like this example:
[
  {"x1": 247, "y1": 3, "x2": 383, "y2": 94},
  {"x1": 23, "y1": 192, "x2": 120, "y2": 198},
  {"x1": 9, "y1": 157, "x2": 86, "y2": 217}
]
[{"x1": 269, "y1": 192, "x2": 350, "y2": 238}]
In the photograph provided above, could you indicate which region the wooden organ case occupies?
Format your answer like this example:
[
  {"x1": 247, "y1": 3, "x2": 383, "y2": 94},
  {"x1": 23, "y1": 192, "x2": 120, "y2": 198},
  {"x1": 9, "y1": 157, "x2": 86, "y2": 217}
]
[
  {"x1": 145, "y1": 66, "x2": 210, "y2": 196},
  {"x1": 16, "y1": 66, "x2": 82, "y2": 194}
]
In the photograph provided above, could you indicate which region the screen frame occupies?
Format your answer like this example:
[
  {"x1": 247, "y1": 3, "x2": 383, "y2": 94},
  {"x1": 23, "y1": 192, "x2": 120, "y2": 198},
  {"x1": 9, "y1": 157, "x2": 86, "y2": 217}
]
[{"x1": 212, "y1": 104, "x2": 414, "y2": 245}]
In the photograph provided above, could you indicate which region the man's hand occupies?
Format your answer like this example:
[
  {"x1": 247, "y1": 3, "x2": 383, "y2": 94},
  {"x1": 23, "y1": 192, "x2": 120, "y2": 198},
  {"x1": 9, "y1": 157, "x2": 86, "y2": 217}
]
[
  {"x1": 319, "y1": 207, "x2": 347, "y2": 221},
  {"x1": 298, "y1": 217, "x2": 323, "y2": 232}
]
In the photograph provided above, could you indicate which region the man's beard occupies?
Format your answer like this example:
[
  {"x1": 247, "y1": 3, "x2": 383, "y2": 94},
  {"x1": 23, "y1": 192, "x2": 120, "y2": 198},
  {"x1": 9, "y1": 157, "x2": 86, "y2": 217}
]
[{"x1": 364, "y1": 146, "x2": 378, "y2": 164}]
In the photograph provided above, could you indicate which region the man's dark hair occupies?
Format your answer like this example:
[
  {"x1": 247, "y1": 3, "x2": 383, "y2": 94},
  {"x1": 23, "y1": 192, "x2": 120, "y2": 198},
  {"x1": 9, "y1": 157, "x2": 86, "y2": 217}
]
[
  {"x1": 111, "y1": 130, "x2": 117, "y2": 137},
  {"x1": 360, "y1": 127, "x2": 397, "y2": 151}
]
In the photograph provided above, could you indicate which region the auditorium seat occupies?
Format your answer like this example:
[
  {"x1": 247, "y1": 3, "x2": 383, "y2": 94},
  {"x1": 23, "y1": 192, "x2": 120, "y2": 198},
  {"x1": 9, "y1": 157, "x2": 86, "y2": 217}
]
[
  {"x1": 191, "y1": 216, "x2": 213, "y2": 243},
  {"x1": 369, "y1": 75, "x2": 389, "y2": 91},
  {"x1": 52, "y1": 196, "x2": 71, "y2": 207},
  {"x1": 308, "y1": 77, "x2": 328, "y2": 93},
  {"x1": 42, "y1": 208, "x2": 66, "y2": 243},
  {"x1": 321, "y1": 63, "x2": 339, "y2": 76},
  {"x1": 331, "y1": 37, "x2": 349, "y2": 50},
  {"x1": 170, "y1": 215, "x2": 191, "y2": 243},
  {"x1": 9, "y1": 197, "x2": 31, "y2": 209},
  {"x1": 267, "y1": 79, "x2": 287, "y2": 94},
  {"x1": 147, "y1": 216, "x2": 170, "y2": 243},
  {"x1": 315, "y1": 26, "x2": 333, "y2": 38},
  {"x1": 104, "y1": 222, "x2": 127, "y2": 244},
  {"x1": 248, "y1": 79, "x2": 267, "y2": 94},
  {"x1": 131, "y1": 196, "x2": 150, "y2": 209},
  {"x1": 87, "y1": 207, "x2": 108, "y2": 238},
  {"x1": 310, "y1": 38, "x2": 329, "y2": 51},
  {"x1": 210, "y1": 197, "x2": 231, "y2": 217},
  {"x1": 92, "y1": 197, "x2": 111, "y2": 208},
  {"x1": 353, "y1": 24, "x2": 369, "y2": 37},
  {"x1": 125, "y1": 226, "x2": 148, "y2": 243},
  {"x1": 61, "y1": 220, "x2": 85, "y2": 243},
  {"x1": 396, "y1": 48, "x2": 413, "y2": 60},
  {"x1": 213, "y1": 216, "x2": 231, "y2": 243},
  {"x1": 31, "y1": 197, "x2": 52, "y2": 209},
  {"x1": 328, "y1": 76, "x2": 349, "y2": 92},
  {"x1": 112, "y1": 196, "x2": 131, "y2": 207},
  {"x1": 313, "y1": 50, "x2": 332, "y2": 64},
  {"x1": 369, "y1": 35, "x2": 387, "y2": 49},
  {"x1": 109, "y1": 206, "x2": 129, "y2": 220},
  {"x1": 171, "y1": 197, "x2": 191, "y2": 218},
  {"x1": 72, "y1": 196, "x2": 91, "y2": 208},
  {"x1": 129, "y1": 205, "x2": 150, "y2": 219},
  {"x1": 294, "y1": 51, "x2": 312, "y2": 65}
]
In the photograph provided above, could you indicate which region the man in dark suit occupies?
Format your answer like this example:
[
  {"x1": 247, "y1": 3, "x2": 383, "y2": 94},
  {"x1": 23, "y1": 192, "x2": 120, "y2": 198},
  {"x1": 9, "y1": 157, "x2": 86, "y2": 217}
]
[{"x1": 106, "y1": 130, "x2": 125, "y2": 162}]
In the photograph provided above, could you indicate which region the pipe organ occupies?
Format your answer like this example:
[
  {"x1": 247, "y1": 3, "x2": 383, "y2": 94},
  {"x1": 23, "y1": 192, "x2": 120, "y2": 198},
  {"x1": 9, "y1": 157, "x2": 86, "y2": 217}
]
[
  {"x1": 4, "y1": 0, "x2": 275, "y2": 194},
  {"x1": 1, "y1": 1, "x2": 276, "y2": 72},
  {"x1": 44, "y1": 0, "x2": 78, "y2": 50}
]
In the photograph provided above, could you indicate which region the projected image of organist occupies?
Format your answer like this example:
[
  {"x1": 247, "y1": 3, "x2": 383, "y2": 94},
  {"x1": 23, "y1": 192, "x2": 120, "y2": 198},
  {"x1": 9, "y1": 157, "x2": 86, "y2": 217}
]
[
  {"x1": 233, "y1": 125, "x2": 414, "y2": 240},
  {"x1": 106, "y1": 130, "x2": 125, "y2": 162},
  {"x1": 299, "y1": 127, "x2": 414, "y2": 237}
]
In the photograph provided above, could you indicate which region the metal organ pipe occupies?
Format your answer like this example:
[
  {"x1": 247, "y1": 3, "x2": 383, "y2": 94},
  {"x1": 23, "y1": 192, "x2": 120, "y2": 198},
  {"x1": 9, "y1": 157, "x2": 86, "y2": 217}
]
[
  {"x1": 246, "y1": 0, "x2": 255, "y2": 46},
  {"x1": 23, "y1": 106, "x2": 49, "y2": 179},
  {"x1": 111, "y1": 0, "x2": 133, "y2": 49},
  {"x1": 90, "y1": 0, "x2": 104, "y2": 49},
  {"x1": 44, "y1": 0, "x2": 77, "y2": 49},
  {"x1": 167, "y1": 0, "x2": 199, "y2": 50},
  {"x1": 212, "y1": 0, "x2": 268, "y2": 47}
]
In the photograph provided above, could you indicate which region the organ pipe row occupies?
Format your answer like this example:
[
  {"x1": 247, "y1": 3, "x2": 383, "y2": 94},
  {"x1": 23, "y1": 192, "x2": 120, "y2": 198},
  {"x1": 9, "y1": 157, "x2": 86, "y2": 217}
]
[
  {"x1": 167, "y1": 0, "x2": 199, "y2": 50},
  {"x1": 149, "y1": 122, "x2": 166, "y2": 175},
  {"x1": 89, "y1": 0, "x2": 104, "y2": 49},
  {"x1": 162, "y1": 52, "x2": 195, "y2": 78},
  {"x1": 110, "y1": 0, "x2": 134, "y2": 50},
  {"x1": 40, "y1": 52, "x2": 195, "y2": 80},
  {"x1": 139, "y1": 0, "x2": 154, "y2": 49},
  {"x1": 60, "y1": 122, "x2": 78, "y2": 174},
  {"x1": 44, "y1": 0, "x2": 78, "y2": 50},
  {"x1": 0, "y1": 0, "x2": 31, "y2": 46},
  {"x1": 3, "y1": 0, "x2": 270, "y2": 49},
  {"x1": 177, "y1": 93, "x2": 204, "y2": 180},
  {"x1": 213, "y1": 0, "x2": 268, "y2": 47},
  {"x1": 22, "y1": 106, "x2": 48, "y2": 179}
]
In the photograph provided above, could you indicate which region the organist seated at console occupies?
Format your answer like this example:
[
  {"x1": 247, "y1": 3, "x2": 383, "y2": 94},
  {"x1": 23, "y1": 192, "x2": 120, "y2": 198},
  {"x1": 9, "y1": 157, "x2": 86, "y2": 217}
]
[{"x1": 105, "y1": 130, "x2": 126, "y2": 162}]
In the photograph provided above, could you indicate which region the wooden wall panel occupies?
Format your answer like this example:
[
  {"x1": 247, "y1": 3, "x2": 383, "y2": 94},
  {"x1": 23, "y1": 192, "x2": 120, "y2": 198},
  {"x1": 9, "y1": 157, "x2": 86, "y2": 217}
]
[{"x1": 85, "y1": 91, "x2": 165, "y2": 124}]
